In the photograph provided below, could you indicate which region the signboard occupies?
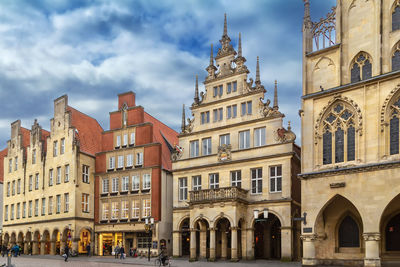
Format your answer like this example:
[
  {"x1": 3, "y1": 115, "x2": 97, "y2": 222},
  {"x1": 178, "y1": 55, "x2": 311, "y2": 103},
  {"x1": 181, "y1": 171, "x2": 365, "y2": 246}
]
[{"x1": 303, "y1": 227, "x2": 313, "y2": 233}]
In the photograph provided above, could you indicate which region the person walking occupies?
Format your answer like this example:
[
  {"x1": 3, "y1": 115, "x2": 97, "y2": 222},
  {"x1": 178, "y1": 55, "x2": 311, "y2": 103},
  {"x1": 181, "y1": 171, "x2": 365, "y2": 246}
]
[
  {"x1": 119, "y1": 246, "x2": 125, "y2": 260},
  {"x1": 114, "y1": 244, "x2": 120, "y2": 259},
  {"x1": 64, "y1": 245, "x2": 69, "y2": 262},
  {"x1": 86, "y1": 243, "x2": 91, "y2": 257},
  {"x1": 1, "y1": 244, "x2": 6, "y2": 257}
]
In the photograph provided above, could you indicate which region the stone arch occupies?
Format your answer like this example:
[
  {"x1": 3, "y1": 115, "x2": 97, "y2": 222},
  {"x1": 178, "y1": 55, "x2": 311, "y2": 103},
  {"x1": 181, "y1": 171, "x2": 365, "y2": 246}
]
[
  {"x1": 391, "y1": 0, "x2": 400, "y2": 31},
  {"x1": 3, "y1": 232, "x2": 9, "y2": 246},
  {"x1": 191, "y1": 215, "x2": 211, "y2": 229},
  {"x1": 334, "y1": 211, "x2": 363, "y2": 250},
  {"x1": 17, "y1": 232, "x2": 24, "y2": 244},
  {"x1": 379, "y1": 193, "x2": 400, "y2": 253},
  {"x1": 349, "y1": 51, "x2": 373, "y2": 82},
  {"x1": 249, "y1": 209, "x2": 285, "y2": 229},
  {"x1": 175, "y1": 215, "x2": 190, "y2": 231},
  {"x1": 312, "y1": 56, "x2": 336, "y2": 92},
  {"x1": 314, "y1": 56, "x2": 335, "y2": 71},
  {"x1": 390, "y1": 40, "x2": 400, "y2": 71},
  {"x1": 10, "y1": 232, "x2": 16, "y2": 245},
  {"x1": 211, "y1": 213, "x2": 234, "y2": 228},
  {"x1": 380, "y1": 84, "x2": 400, "y2": 129},
  {"x1": 78, "y1": 226, "x2": 93, "y2": 254}
]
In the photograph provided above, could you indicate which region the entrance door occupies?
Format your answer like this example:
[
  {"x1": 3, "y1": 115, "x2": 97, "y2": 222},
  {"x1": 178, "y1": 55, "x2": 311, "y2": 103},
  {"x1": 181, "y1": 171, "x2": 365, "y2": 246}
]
[
  {"x1": 386, "y1": 213, "x2": 400, "y2": 251},
  {"x1": 254, "y1": 213, "x2": 281, "y2": 259},
  {"x1": 182, "y1": 231, "x2": 190, "y2": 255}
]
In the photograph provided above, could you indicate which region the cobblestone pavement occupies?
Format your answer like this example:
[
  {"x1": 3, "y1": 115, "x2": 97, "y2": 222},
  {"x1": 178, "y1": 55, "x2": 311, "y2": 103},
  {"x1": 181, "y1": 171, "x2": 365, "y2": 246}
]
[{"x1": 0, "y1": 255, "x2": 303, "y2": 267}]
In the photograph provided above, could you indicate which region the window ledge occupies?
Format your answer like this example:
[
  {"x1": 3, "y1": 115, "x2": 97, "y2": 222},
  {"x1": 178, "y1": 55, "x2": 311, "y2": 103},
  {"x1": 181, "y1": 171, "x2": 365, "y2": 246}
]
[
  {"x1": 120, "y1": 191, "x2": 128, "y2": 195},
  {"x1": 110, "y1": 192, "x2": 118, "y2": 196},
  {"x1": 101, "y1": 193, "x2": 109, "y2": 197},
  {"x1": 131, "y1": 190, "x2": 139, "y2": 194},
  {"x1": 141, "y1": 189, "x2": 150, "y2": 193}
]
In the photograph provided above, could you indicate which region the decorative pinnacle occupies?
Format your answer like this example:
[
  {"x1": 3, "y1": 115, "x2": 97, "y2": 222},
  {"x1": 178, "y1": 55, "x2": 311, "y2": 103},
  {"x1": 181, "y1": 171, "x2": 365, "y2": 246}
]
[
  {"x1": 210, "y1": 43, "x2": 214, "y2": 66},
  {"x1": 194, "y1": 75, "x2": 199, "y2": 104},
  {"x1": 288, "y1": 121, "x2": 292, "y2": 131},
  {"x1": 223, "y1": 13, "x2": 228, "y2": 37},
  {"x1": 256, "y1": 56, "x2": 260, "y2": 83},
  {"x1": 273, "y1": 80, "x2": 279, "y2": 109},
  {"x1": 238, "y1": 33, "x2": 242, "y2": 57},
  {"x1": 181, "y1": 104, "x2": 186, "y2": 132},
  {"x1": 303, "y1": 0, "x2": 312, "y2": 27}
]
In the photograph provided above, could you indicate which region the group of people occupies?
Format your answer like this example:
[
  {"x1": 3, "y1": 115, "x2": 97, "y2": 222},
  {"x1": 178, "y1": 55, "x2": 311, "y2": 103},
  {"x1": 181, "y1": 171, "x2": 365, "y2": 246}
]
[
  {"x1": 113, "y1": 244, "x2": 126, "y2": 259},
  {"x1": 1, "y1": 244, "x2": 22, "y2": 257}
]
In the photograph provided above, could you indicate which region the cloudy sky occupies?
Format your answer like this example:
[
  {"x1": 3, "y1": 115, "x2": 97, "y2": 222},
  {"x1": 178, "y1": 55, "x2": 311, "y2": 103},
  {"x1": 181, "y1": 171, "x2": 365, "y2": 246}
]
[{"x1": 0, "y1": 0, "x2": 335, "y2": 149}]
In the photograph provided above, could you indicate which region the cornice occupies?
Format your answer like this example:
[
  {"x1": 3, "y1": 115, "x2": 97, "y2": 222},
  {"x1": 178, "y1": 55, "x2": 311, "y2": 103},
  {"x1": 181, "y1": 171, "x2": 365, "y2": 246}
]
[{"x1": 3, "y1": 216, "x2": 93, "y2": 227}]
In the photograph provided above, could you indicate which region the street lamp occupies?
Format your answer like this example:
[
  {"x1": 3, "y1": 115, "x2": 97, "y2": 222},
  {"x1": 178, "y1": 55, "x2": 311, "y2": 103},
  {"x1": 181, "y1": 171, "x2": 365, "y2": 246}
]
[
  {"x1": 253, "y1": 208, "x2": 269, "y2": 222},
  {"x1": 144, "y1": 217, "x2": 154, "y2": 262}
]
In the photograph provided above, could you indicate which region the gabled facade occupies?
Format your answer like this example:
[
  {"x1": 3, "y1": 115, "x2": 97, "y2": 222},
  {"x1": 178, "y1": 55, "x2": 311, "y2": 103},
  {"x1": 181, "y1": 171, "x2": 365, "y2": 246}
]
[{"x1": 172, "y1": 15, "x2": 301, "y2": 262}]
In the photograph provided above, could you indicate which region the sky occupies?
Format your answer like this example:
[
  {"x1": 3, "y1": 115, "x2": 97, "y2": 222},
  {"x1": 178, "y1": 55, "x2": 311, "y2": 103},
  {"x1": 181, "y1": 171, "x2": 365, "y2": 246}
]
[{"x1": 0, "y1": 0, "x2": 336, "y2": 149}]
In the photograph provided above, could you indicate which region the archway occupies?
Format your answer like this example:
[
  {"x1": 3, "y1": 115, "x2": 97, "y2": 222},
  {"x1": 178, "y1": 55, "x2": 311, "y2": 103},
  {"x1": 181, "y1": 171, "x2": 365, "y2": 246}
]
[
  {"x1": 17, "y1": 232, "x2": 24, "y2": 254},
  {"x1": 380, "y1": 193, "x2": 400, "y2": 257},
  {"x1": 179, "y1": 218, "x2": 190, "y2": 256},
  {"x1": 254, "y1": 212, "x2": 281, "y2": 259},
  {"x1": 215, "y1": 217, "x2": 231, "y2": 260},
  {"x1": 42, "y1": 230, "x2": 50, "y2": 254},
  {"x1": 52, "y1": 229, "x2": 61, "y2": 255},
  {"x1": 25, "y1": 231, "x2": 32, "y2": 255},
  {"x1": 10, "y1": 233, "x2": 16, "y2": 246},
  {"x1": 62, "y1": 228, "x2": 72, "y2": 250},
  {"x1": 33, "y1": 231, "x2": 41, "y2": 255},
  {"x1": 78, "y1": 228, "x2": 91, "y2": 254},
  {"x1": 194, "y1": 218, "x2": 209, "y2": 259},
  {"x1": 3, "y1": 233, "x2": 9, "y2": 247}
]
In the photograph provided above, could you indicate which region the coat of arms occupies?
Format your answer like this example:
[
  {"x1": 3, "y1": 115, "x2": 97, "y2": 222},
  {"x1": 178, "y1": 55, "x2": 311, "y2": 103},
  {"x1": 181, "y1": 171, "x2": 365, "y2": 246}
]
[{"x1": 217, "y1": 144, "x2": 232, "y2": 162}]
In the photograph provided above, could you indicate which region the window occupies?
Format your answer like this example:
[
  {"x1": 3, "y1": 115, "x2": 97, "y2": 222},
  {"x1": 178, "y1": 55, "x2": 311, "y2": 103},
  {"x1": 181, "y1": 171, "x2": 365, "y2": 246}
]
[
  {"x1": 227, "y1": 82, "x2": 232, "y2": 93},
  {"x1": 109, "y1": 156, "x2": 115, "y2": 170},
  {"x1": 121, "y1": 200, "x2": 129, "y2": 219},
  {"x1": 117, "y1": 155, "x2": 124, "y2": 169},
  {"x1": 239, "y1": 130, "x2": 250, "y2": 149},
  {"x1": 112, "y1": 178, "x2": 119, "y2": 193},
  {"x1": 49, "y1": 169, "x2": 53, "y2": 186},
  {"x1": 143, "y1": 199, "x2": 151, "y2": 217},
  {"x1": 35, "y1": 173, "x2": 39, "y2": 190},
  {"x1": 219, "y1": 85, "x2": 223, "y2": 96},
  {"x1": 35, "y1": 199, "x2": 39, "y2": 216},
  {"x1": 393, "y1": 48, "x2": 400, "y2": 71},
  {"x1": 241, "y1": 101, "x2": 252, "y2": 115},
  {"x1": 179, "y1": 177, "x2": 188, "y2": 201},
  {"x1": 82, "y1": 193, "x2": 89, "y2": 212},
  {"x1": 132, "y1": 175, "x2": 140, "y2": 191},
  {"x1": 17, "y1": 179, "x2": 20, "y2": 194},
  {"x1": 56, "y1": 195, "x2": 61, "y2": 213},
  {"x1": 53, "y1": 140, "x2": 58, "y2": 156},
  {"x1": 219, "y1": 108, "x2": 223, "y2": 121},
  {"x1": 123, "y1": 134, "x2": 128, "y2": 147},
  {"x1": 143, "y1": 174, "x2": 151, "y2": 190},
  {"x1": 64, "y1": 193, "x2": 69, "y2": 212},
  {"x1": 122, "y1": 176, "x2": 129, "y2": 192},
  {"x1": 14, "y1": 156, "x2": 18, "y2": 170},
  {"x1": 28, "y1": 201, "x2": 32, "y2": 217},
  {"x1": 82, "y1": 165, "x2": 89, "y2": 183},
  {"x1": 56, "y1": 167, "x2": 61, "y2": 184},
  {"x1": 6, "y1": 182, "x2": 10, "y2": 197},
  {"x1": 213, "y1": 109, "x2": 218, "y2": 122},
  {"x1": 48, "y1": 197, "x2": 53, "y2": 215},
  {"x1": 32, "y1": 149, "x2": 36, "y2": 164},
  {"x1": 190, "y1": 140, "x2": 199, "y2": 157},
  {"x1": 137, "y1": 235, "x2": 152, "y2": 249},
  {"x1": 16, "y1": 203, "x2": 20, "y2": 219},
  {"x1": 126, "y1": 154, "x2": 133, "y2": 167},
  {"x1": 227, "y1": 106, "x2": 232, "y2": 119},
  {"x1": 60, "y1": 138, "x2": 65, "y2": 154},
  {"x1": 11, "y1": 204, "x2": 14, "y2": 220},
  {"x1": 213, "y1": 86, "x2": 218, "y2": 97},
  {"x1": 102, "y1": 179, "x2": 109, "y2": 193},
  {"x1": 393, "y1": 3, "x2": 400, "y2": 31},
  {"x1": 192, "y1": 176, "x2": 201, "y2": 191},
  {"x1": 116, "y1": 135, "x2": 121, "y2": 147},
  {"x1": 251, "y1": 168, "x2": 263, "y2": 194},
  {"x1": 202, "y1": 138, "x2": 212, "y2": 156},
  {"x1": 41, "y1": 198, "x2": 46, "y2": 215},
  {"x1": 130, "y1": 132, "x2": 135, "y2": 145},
  {"x1": 219, "y1": 134, "x2": 230, "y2": 146},
  {"x1": 12, "y1": 180, "x2": 15, "y2": 195},
  {"x1": 247, "y1": 101, "x2": 252, "y2": 114},
  {"x1": 102, "y1": 202, "x2": 109, "y2": 220},
  {"x1": 23, "y1": 202, "x2": 26, "y2": 218},
  {"x1": 254, "y1": 127, "x2": 266, "y2": 147},
  {"x1": 111, "y1": 202, "x2": 119, "y2": 219},
  {"x1": 233, "y1": 81, "x2": 237, "y2": 92},
  {"x1": 8, "y1": 159, "x2": 12, "y2": 173},
  {"x1": 339, "y1": 216, "x2": 360, "y2": 247},
  {"x1": 136, "y1": 152, "x2": 143, "y2": 166},
  {"x1": 351, "y1": 52, "x2": 372, "y2": 83},
  {"x1": 241, "y1": 102, "x2": 246, "y2": 116},
  {"x1": 231, "y1": 171, "x2": 242, "y2": 187},
  {"x1": 4, "y1": 205, "x2": 8, "y2": 221},
  {"x1": 209, "y1": 173, "x2": 219, "y2": 189},
  {"x1": 201, "y1": 111, "x2": 210, "y2": 124},
  {"x1": 29, "y1": 175, "x2": 33, "y2": 191},
  {"x1": 270, "y1": 166, "x2": 282, "y2": 192},
  {"x1": 65, "y1": 165, "x2": 70, "y2": 182},
  {"x1": 132, "y1": 200, "x2": 140, "y2": 218}
]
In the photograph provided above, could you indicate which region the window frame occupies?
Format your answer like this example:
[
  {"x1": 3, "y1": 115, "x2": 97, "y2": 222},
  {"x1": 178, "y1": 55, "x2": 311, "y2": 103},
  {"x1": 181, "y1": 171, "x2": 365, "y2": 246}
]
[
  {"x1": 269, "y1": 165, "x2": 282, "y2": 193},
  {"x1": 251, "y1": 168, "x2": 263, "y2": 194},
  {"x1": 178, "y1": 177, "x2": 188, "y2": 201},
  {"x1": 209, "y1": 173, "x2": 219, "y2": 189}
]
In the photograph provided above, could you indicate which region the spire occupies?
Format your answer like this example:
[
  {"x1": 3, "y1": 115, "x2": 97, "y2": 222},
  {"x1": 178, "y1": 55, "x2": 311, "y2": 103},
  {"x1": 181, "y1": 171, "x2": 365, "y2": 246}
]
[
  {"x1": 256, "y1": 56, "x2": 261, "y2": 83},
  {"x1": 303, "y1": 0, "x2": 312, "y2": 29},
  {"x1": 194, "y1": 75, "x2": 199, "y2": 104},
  {"x1": 210, "y1": 43, "x2": 214, "y2": 66},
  {"x1": 223, "y1": 13, "x2": 228, "y2": 37},
  {"x1": 238, "y1": 33, "x2": 242, "y2": 57},
  {"x1": 181, "y1": 104, "x2": 186, "y2": 132},
  {"x1": 273, "y1": 80, "x2": 279, "y2": 110}
]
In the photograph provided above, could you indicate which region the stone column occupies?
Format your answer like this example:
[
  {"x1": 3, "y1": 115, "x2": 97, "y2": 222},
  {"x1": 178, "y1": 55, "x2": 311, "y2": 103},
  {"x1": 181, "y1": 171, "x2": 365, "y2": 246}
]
[
  {"x1": 32, "y1": 241, "x2": 38, "y2": 255},
  {"x1": 189, "y1": 229, "x2": 196, "y2": 261},
  {"x1": 209, "y1": 228, "x2": 216, "y2": 261},
  {"x1": 50, "y1": 240, "x2": 56, "y2": 255},
  {"x1": 40, "y1": 241, "x2": 45, "y2": 255},
  {"x1": 301, "y1": 235, "x2": 318, "y2": 266},
  {"x1": 221, "y1": 227, "x2": 227, "y2": 259},
  {"x1": 231, "y1": 227, "x2": 238, "y2": 262},
  {"x1": 281, "y1": 227, "x2": 293, "y2": 261},
  {"x1": 246, "y1": 228, "x2": 254, "y2": 260},
  {"x1": 98, "y1": 234, "x2": 103, "y2": 256},
  {"x1": 363, "y1": 233, "x2": 381, "y2": 267},
  {"x1": 23, "y1": 241, "x2": 29, "y2": 255},
  {"x1": 199, "y1": 230, "x2": 207, "y2": 259},
  {"x1": 122, "y1": 232, "x2": 126, "y2": 247},
  {"x1": 172, "y1": 231, "x2": 181, "y2": 257},
  {"x1": 94, "y1": 233, "x2": 98, "y2": 256}
]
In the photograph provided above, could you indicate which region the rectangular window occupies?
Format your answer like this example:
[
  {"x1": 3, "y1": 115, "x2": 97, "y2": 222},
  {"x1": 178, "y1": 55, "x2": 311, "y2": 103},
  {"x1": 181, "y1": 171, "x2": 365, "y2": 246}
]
[
  {"x1": 231, "y1": 170, "x2": 242, "y2": 187},
  {"x1": 117, "y1": 155, "x2": 124, "y2": 169},
  {"x1": 227, "y1": 106, "x2": 232, "y2": 119},
  {"x1": 130, "y1": 132, "x2": 135, "y2": 145},
  {"x1": 116, "y1": 135, "x2": 121, "y2": 148},
  {"x1": 11, "y1": 204, "x2": 14, "y2": 220},
  {"x1": 123, "y1": 134, "x2": 128, "y2": 147},
  {"x1": 213, "y1": 109, "x2": 218, "y2": 122},
  {"x1": 111, "y1": 202, "x2": 119, "y2": 219},
  {"x1": 143, "y1": 174, "x2": 151, "y2": 190},
  {"x1": 82, "y1": 165, "x2": 89, "y2": 183},
  {"x1": 121, "y1": 200, "x2": 129, "y2": 219},
  {"x1": 190, "y1": 140, "x2": 199, "y2": 157},
  {"x1": 109, "y1": 156, "x2": 115, "y2": 170},
  {"x1": 241, "y1": 102, "x2": 246, "y2": 116},
  {"x1": 219, "y1": 85, "x2": 223, "y2": 96},
  {"x1": 126, "y1": 154, "x2": 133, "y2": 167},
  {"x1": 132, "y1": 200, "x2": 140, "y2": 218},
  {"x1": 192, "y1": 175, "x2": 201, "y2": 191},
  {"x1": 7, "y1": 182, "x2": 10, "y2": 197},
  {"x1": 35, "y1": 199, "x2": 39, "y2": 216},
  {"x1": 219, "y1": 134, "x2": 230, "y2": 146},
  {"x1": 65, "y1": 165, "x2": 70, "y2": 182},
  {"x1": 178, "y1": 177, "x2": 188, "y2": 201},
  {"x1": 102, "y1": 179, "x2": 109, "y2": 193},
  {"x1": 213, "y1": 86, "x2": 218, "y2": 97},
  {"x1": 233, "y1": 104, "x2": 237, "y2": 118},
  {"x1": 23, "y1": 202, "x2": 26, "y2": 218},
  {"x1": 233, "y1": 81, "x2": 237, "y2": 92},
  {"x1": 112, "y1": 178, "x2": 119, "y2": 193},
  {"x1": 254, "y1": 127, "x2": 266, "y2": 147},
  {"x1": 247, "y1": 101, "x2": 252, "y2": 114},
  {"x1": 251, "y1": 168, "x2": 263, "y2": 194},
  {"x1": 102, "y1": 202, "x2": 109, "y2": 220},
  {"x1": 239, "y1": 130, "x2": 250, "y2": 149},
  {"x1": 202, "y1": 138, "x2": 212, "y2": 156},
  {"x1": 201, "y1": 111, "x2": 210, "y2": 124},
  {"x1": 209, "y1": 173, "x2": 219, "y2": 189},
  {"x1": 5, "y1": 205, "x2": 8, "y2": 221},
  {"x1": 270, "y1": 166, "x2": 282, "y2": 193},
  {"x1": 60, "y1": 138, "x2": 65, "y2": 154},
  {"x1": 65, "y1": 193, "x2": 69, "y2": 212},
  {"x1": 14, "y1": 156, "x2": 18, "y2": 170},
  {"x1": 56, "y1": 195, "x2": 61, "y2": 213},
  {"x1": 56, "y1": 167, "x2": 61, "y2": 184},
  {"x1": 32, "y1": 149, "x2": 36, "y2": 164},
  {"x1": 53, "y1": 140, "x2": 58, "y2": 156},
  {"x1": 132, "y1": 175, "x2": 140, "y2": 191},
  {"x1": 227, "y1": 83, "x2": 232, "y2": 93},
  {"x1": 35, "y1": 173, "x2": 39, "y2": 190},
  {"x1": 48, "y1": 197, "x2": 53, "y2": 215},
  {"x1": 218, "y1": 108, "x2": 223, "y2": 121},
  {"x1": 122, "y1": 176, "x2": 129, "y2": 192},
  {"x1": 82, "y1": 193, "x2": 89, "y2": 212},
  {"x1": 29, "y1": 175, "x2": 32, "y2": 191},
  {"x1": 17, "y1": 179, "x2": 21, "y2": 194},
  {"x1": 143, "y1": 199, "x2": 151, "y2": 217},
  {"x1": 49, "y1": 169, "x2": 53, "y2": 186},
  {"x1": 136, "y1": 152, "x2": 143, "y2": 166},
  {"x1": 28, "y1": 201, "x2": 32, "y2": 217},
  {"x1": 8, "y1": 159, "x2": 12, "y2": 173},
  {"x1": 12, "y1": 180, "x2": 15, "y2": 195},
  {"x1": 41, "y1": 198, "x2": 46, "y2": 216},
  {"x1": 16, "y1": 203, "x2": 20, "y2": 219}
]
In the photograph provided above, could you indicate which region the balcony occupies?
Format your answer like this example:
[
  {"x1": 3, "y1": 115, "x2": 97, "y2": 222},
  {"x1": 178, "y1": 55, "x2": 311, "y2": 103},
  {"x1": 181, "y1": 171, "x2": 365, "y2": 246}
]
[{"x1": 189, "y1": 186, "x2": 248, "y2": 204}]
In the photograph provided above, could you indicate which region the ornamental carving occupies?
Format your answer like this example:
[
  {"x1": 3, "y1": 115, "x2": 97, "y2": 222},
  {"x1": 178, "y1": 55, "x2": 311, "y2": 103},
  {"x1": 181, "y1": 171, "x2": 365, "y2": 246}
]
[
  {"x1": 217, "y1": 144, "x2": 232, "y2": 162},
  {"x1": 259, "y1": 97, "x2": 281, "y2": 118},
  {"x1": 312, "y1": 6, "x2": 336, "y2": 51},
  {"x1": 300, "y1": 234, "x2": 318, "y2": 241},
  {"x1": 171, "y1": 145, "x2": 184, "y2": 162},
  {"x1": 380, "y1": 84, "x2": 400, "y2": 131},
  {"x1": 274, "y1": 127, "x2": 296, "y2": 143},
  {"x1": 363, "y1": 232, "x2": 381, "y2": 241}
]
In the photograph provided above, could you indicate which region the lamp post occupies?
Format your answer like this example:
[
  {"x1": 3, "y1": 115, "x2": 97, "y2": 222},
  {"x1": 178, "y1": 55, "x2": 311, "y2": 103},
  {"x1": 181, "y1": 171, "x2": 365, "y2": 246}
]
[
  {"x1": 253, "y1": 208, "x2": 269, "y2": 222},
  {"x1": 144, "y1": 217, "x2": 154, "y2": 262}
]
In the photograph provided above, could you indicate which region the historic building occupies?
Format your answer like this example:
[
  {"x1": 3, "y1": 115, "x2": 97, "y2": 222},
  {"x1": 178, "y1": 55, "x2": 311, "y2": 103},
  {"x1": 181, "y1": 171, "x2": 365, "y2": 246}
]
[
  {"x1": 2, "y1": 95, "x2": 103, "y2": 255},
  {"x1": 94, "y1": 92, "x2": 178, "y2": 256},
  {"x1": 300, "y1": 0, "x2": 400, "y2": 266},
  {"x1": 172, "y1": 15, "x2": 301, "y2": 262},
  {"x1": 0, "y1": 148, "x2": 7, "y2": 243}
]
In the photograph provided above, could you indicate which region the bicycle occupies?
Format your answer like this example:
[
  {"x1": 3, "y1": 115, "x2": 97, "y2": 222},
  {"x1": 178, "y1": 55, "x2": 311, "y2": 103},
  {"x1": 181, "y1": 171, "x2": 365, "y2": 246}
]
[{"x1": 154, "y1": 255, "x2": 171, "y2": 266}]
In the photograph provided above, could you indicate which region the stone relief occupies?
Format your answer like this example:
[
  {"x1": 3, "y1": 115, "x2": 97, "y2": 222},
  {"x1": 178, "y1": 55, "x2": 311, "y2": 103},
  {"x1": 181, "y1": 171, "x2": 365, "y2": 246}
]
[{"x1": 217, "y1": 144, "x2": 232, "y2": 162}]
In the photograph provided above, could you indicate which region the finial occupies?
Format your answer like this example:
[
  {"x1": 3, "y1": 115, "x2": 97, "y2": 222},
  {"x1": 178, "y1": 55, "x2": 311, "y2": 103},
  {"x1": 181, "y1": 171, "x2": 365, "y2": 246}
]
[
  {"x1": 210, "y1": 43, "x2": 214, "y2": 66},
  {"x1": 288, "y1": 121, "x2": 291, "y2": 131},
  {"x1": 273, "y1": 80, "x2": 279, "y2": 110},
  {"x1": 223, "y1": 13, "x2": 228, "y2": 37},
  {"x1": 181, "y1": 104, "x2": 186, "y2": 132},
  {"x1": 303, "y1": 0, "x2": 312, "y2": 28},
  {"x1": 256, "y1": 56, "x2": 260, "y2": 83},
  {"x1": 238, "y1": 33, "x2": 242, "y2": 57},
  {"x1": 194, "y1": 75, "x2": 199, "y2": 104}
]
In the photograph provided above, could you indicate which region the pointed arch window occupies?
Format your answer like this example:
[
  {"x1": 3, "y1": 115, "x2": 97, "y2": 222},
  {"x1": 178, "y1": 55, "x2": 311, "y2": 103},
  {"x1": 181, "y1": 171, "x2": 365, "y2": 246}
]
[
  {"x1": 390, "y1": 98, "x2": 400, "y2": 155},
  {"x1": 393, "y1": 1, "x2": 400, "y2": 31},
  {"x1": 392, "y1": 43, "x2": 400, "y2": 71},
  {"x1": 339, "y1": 216, "x2": 360, "y2": 247},
  {"x1": 321, "y1": 102, "x2": 357, "y2": 165},
  {"x1": 351, "y1": 53, "x2": 372, "y2": 83}
]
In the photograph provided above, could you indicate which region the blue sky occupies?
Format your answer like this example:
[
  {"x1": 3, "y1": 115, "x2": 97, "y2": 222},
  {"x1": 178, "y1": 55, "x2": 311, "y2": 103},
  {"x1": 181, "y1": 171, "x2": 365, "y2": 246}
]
[{"x1": 0, "y1": 0, "x2": 335, "y2": 148}]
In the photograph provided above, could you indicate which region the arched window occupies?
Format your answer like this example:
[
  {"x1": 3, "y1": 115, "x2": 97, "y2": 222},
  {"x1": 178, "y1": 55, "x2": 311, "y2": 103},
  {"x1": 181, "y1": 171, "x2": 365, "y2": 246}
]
[
  {"x1": 390, "y1": 98, "x2": 400, "y2": 155},
  {"x1": 392, "y1": 42, "x2": 400, "y2": 71},
  {"x1": 339, "y1": 216, "x2": 360, "y2": 247},
  {"x1": 351, "y1": 52, "x2": 372, "y2": 83},
  {"x1": 321, "y1": 102, "x2": 357, "y2": 165},
  {"x1": 393, "y1": 1, "x2": 400, "y2": 31}
]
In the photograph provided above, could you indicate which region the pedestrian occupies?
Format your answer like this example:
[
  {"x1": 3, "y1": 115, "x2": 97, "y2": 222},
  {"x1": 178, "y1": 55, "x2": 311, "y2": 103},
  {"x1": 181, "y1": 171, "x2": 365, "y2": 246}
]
[
  {"x1": 1, "y1": 244, "x2": 6, "y2": 257},
  {"x1": 119, "y1": 246, "x2": 125, "y2": 260},
  {"x1": 64, "y1": 245, "x2": 69, "y2": 262},
  {"x1": 114, "y1": 244, "x2": 120, "y2": 259},
  {"x1": 86, "y1": 243, "x2": 90, "y2": 257}
]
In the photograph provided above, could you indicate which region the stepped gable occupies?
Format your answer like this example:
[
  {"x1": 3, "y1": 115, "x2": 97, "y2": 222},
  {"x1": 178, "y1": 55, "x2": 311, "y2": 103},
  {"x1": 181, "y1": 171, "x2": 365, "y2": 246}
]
[{"x1": 0, "y1": 148, "x2": 8, "y2": 183}]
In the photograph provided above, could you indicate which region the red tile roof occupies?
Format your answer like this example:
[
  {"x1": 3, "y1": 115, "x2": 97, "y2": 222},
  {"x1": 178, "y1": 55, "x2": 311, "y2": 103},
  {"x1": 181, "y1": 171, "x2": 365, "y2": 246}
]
[
  {"x1": 144, "y1": 112, "x2": 178, "y2": 171},
  {"x1": 20, "y1": 127, "x2": 31, "y2": 148},
  {"x1": 0, "y1": 148, "x2": 8, "y2": 183},
  {"x1": 67, "y1": 106, "x2": 104, "y2": 156}
]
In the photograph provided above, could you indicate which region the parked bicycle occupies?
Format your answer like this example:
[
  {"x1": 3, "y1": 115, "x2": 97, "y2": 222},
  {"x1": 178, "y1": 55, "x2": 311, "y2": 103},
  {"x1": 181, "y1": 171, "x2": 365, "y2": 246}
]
[{"x1": 154, "y1": 255, "x2": 171, "y2": 266}]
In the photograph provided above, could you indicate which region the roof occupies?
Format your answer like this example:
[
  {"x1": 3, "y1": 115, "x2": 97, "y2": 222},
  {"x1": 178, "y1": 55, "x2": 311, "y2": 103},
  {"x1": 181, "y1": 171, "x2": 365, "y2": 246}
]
[
  {"x1": 144, "y1": 112, "x2": 178, "y2": 171},
  {"x1": 0, "y1": 148, "x2": 8, "y2": 183},
  {"x1": 67, "y1": 106, "x2": 104, "y2": 156},
  {"x1": 20, "y1": 127, "x2": 31, "y2": 148},
  {"x1": 41, "y1": 129, "x2": 50, "y2": 153}
]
